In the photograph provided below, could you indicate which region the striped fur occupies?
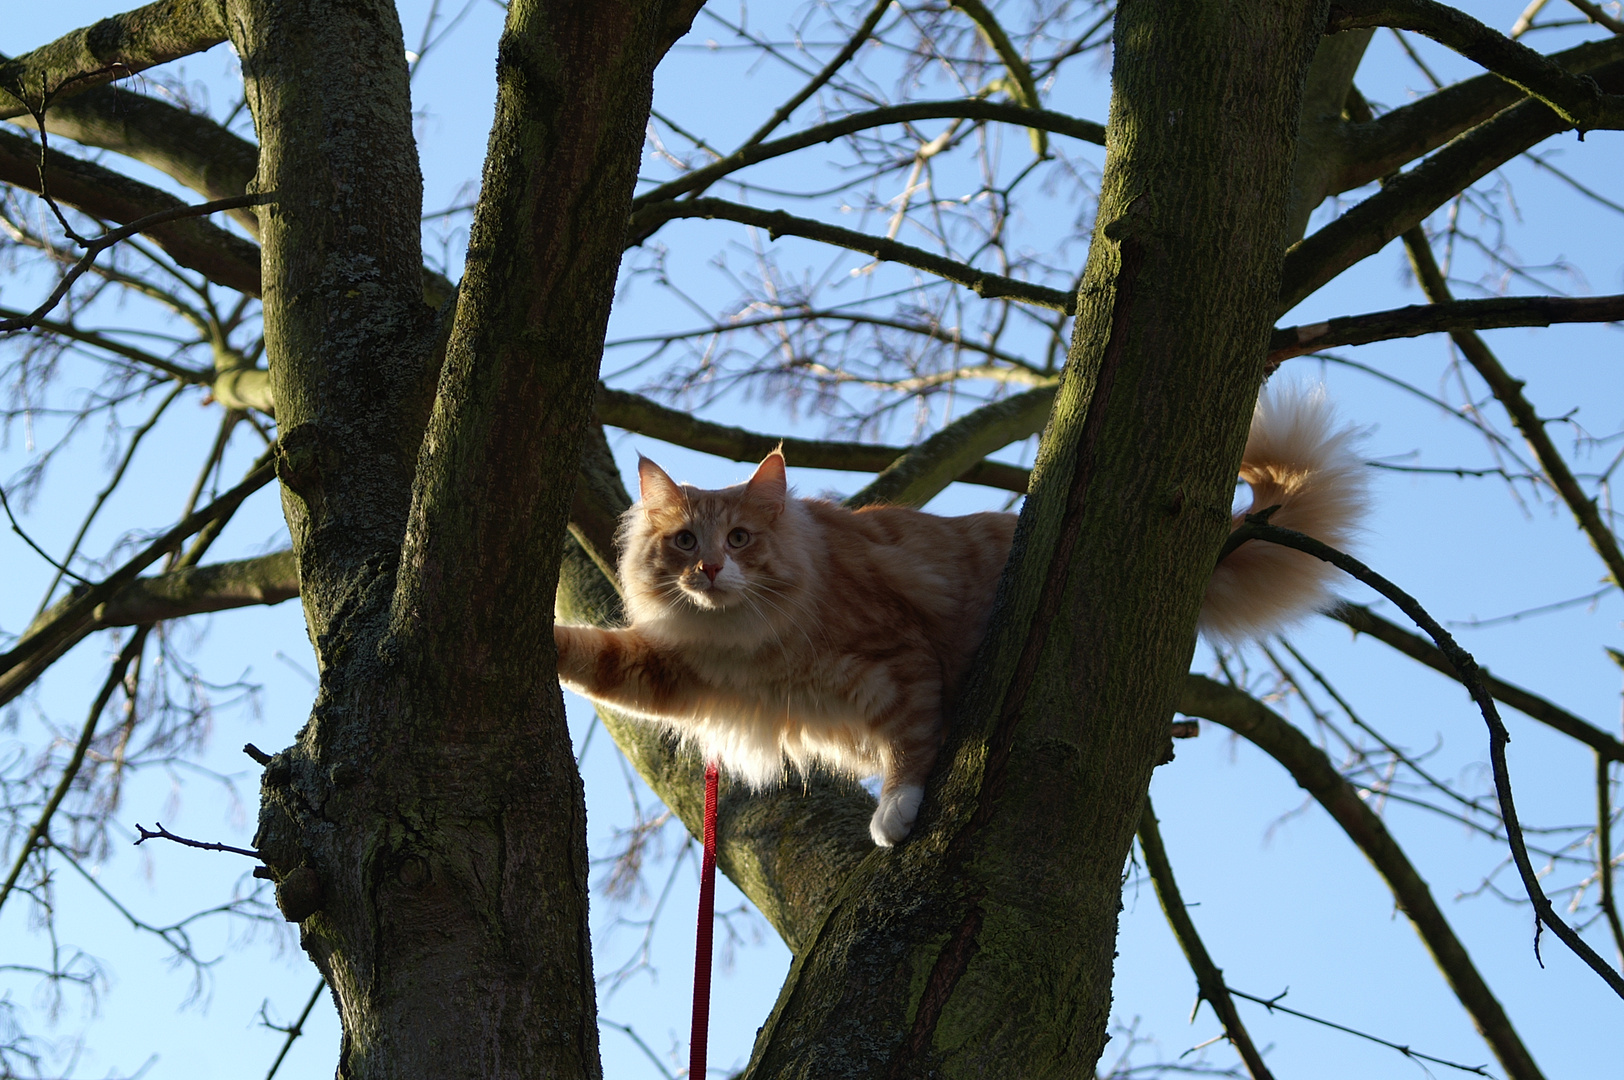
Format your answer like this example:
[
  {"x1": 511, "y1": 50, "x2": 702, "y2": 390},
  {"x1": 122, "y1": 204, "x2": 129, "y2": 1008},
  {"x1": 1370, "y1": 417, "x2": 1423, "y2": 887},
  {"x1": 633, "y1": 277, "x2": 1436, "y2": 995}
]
[{"x1": 556, "y1": 386, "x2": 1365, "y2": 845}]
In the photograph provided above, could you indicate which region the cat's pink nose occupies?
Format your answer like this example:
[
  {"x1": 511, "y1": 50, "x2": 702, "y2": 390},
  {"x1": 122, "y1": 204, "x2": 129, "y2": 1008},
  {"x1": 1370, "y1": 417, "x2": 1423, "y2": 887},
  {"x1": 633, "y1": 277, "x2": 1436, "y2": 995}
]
[{"x1": 702, "y1": 562, "x2": 721, "y2": 582}]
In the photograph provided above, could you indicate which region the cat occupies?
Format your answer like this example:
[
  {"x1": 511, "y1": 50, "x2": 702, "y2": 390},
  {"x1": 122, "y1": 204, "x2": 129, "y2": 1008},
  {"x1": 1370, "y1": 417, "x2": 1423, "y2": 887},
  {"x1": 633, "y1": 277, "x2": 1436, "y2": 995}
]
[{"x1": 553, "y1": 385, "x2": 1366, "y2": 846}]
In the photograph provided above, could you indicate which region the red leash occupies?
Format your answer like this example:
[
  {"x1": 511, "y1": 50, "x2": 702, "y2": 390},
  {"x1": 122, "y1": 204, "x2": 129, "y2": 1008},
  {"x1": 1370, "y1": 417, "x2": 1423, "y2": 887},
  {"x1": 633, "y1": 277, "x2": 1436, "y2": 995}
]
[{"x1": 689, "y1": 760, "x2": 719, "y2": 1079}]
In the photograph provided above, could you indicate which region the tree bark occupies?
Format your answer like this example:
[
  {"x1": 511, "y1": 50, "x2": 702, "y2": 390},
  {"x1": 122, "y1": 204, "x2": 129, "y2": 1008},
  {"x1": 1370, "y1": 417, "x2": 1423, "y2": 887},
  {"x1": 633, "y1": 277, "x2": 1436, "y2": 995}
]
[
  {"x1": 233, "y1": 0, "x2": 700, "y2": 1076},
  {"x1": 742, "y1": 3, "x2": 1329, "y2": 1075}
]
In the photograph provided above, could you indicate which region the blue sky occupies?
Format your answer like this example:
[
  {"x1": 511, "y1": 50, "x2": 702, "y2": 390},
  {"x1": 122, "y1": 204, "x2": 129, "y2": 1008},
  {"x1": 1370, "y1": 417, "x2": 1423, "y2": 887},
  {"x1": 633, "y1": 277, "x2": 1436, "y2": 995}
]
[{"x1": 2, "y1": 2, "x2": 1622, "y2": 1078}]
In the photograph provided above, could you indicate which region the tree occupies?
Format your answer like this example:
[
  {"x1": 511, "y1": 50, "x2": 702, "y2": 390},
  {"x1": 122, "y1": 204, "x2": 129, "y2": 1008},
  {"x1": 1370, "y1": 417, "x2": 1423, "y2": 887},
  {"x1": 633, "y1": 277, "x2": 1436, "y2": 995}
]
[{"x1": 1, "y1": 0, "x2": 1620, "y2": 1077}]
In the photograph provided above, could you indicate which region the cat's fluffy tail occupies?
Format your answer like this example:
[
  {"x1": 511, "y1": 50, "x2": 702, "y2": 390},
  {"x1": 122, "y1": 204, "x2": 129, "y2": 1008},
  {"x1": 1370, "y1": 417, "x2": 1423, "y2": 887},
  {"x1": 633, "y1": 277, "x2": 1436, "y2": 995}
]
[{"x1": 1199, "y1": 385, "x2": 1368, "y2": 643}]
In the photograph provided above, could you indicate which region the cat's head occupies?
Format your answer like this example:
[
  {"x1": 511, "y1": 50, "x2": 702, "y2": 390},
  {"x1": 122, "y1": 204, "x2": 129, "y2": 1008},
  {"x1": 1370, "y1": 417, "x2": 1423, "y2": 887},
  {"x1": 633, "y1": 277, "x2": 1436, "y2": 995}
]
[{"x1": 620, "y1": 451, "x2": 798, "y2": 616}]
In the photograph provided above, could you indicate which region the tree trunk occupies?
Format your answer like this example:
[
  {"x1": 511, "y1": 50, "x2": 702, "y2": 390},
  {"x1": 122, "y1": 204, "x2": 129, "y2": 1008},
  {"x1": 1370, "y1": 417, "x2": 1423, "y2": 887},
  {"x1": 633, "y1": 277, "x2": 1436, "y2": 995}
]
[
  {"x1": 237, "y1": 0, "x2": 700, "y2": 1076},
  {"x1": 743, "y1": 3, "x2": 1330, "y2": 1075}
]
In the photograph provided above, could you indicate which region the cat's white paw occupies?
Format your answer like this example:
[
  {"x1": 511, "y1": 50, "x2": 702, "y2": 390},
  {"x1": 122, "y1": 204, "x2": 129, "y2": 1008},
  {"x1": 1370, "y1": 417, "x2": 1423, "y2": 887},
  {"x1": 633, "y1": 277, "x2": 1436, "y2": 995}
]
[{"x1": 870, "y1": 784, "x2": 924, "y2": 847}]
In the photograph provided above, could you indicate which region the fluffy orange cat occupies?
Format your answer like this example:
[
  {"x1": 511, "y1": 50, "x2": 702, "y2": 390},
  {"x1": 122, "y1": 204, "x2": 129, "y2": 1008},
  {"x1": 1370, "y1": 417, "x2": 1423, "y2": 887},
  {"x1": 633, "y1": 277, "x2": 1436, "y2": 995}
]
[{"x1": 555, "y1": 386, "x2": 1366, "y2": 846}]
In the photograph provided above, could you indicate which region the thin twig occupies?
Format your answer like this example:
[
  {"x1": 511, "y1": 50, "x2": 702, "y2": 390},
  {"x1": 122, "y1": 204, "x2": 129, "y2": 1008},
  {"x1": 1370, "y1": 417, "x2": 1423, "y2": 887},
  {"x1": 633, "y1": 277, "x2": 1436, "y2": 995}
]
[
  {"x1": 133, "y1": 821, "x2": 259, "y2": 859},
  {"x1": 1227, "y1": 986, "x2": 1490, "y2": 1076},
  {"x1": 1228, "y1": 517, "x2": 1624, "y2": 998},
  {"x1": 1137, "y1": 800, "x2": 1275, "y2": 1080},
  {"x1": 1597, "y1": 754, "x2": 1624, "y2": 965},
  {"x1": 0, "y1": 192, "x2": 271, "y2": 334},
  {"x1": 264, "y1": 980, "x2": 327, "y2": 1080},
  {"x1": 1402, "y1": 228, "x2": 1624, "y2": 593},
  {"x1": 0, "y1": 482, "x2": 91, "y2": 584}
]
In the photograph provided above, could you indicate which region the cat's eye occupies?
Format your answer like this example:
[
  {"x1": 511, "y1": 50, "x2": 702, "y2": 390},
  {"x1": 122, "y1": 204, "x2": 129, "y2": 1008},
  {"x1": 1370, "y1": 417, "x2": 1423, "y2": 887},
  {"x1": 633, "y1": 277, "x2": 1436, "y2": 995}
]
[
  {"x1": 727, "y1": 528, "x2": 751, "y2": 548},
  {"x1": 673, "y1": 530, "x2": 697, "y2": 551}
]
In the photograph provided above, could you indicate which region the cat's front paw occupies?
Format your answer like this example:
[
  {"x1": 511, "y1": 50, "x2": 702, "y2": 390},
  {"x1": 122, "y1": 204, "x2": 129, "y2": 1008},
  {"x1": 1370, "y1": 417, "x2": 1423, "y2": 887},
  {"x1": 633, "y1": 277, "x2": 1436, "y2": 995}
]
[{"x1": 870, "y1": 784, "x2": 924, "y2": 847}]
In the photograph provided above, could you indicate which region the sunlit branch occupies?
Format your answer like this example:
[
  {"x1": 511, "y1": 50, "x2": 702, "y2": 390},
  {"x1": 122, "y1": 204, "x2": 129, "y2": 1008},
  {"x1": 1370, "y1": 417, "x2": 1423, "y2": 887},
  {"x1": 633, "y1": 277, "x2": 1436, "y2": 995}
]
[
  {"x1": 631, "y1": 99, "x2": 1103, "y2": 216},
  {"x1": 948, "y1": 0, "x2": 1047, "y2": 153},
  {"x1": 595, "y1": 384, "x2": 1032, "y2": 494},
  {"x1": 1400, "y1": 229, "x2": 1624, "y2": 595},
  {"x1": 1328, "y1": 0, "x2": 1624, "y2": 132},
  {"x1": 1566, "y1": 0, "x2": 1624, "y2": 34},
  {"x1": 0, "y1": 3, "x2": 228, "y2": 121},
  {"x1": 847, "y1": 384, "x2": 1052, "y2": 508},
  {"x1": 1279, "y1": 49, "x2": 1624, "y2": 311},
  {"x1": 1268, "y1": 292, "x2": 1624, "y2": 362},
  {"x1": 1180, "y1": 675, "x2": 1546, "y2": 1080},
  {"x1": 628, "y1": 197, "x2": 1075, "y2": 313},
  {"x1": 796, "y1": 361, "x2": 1055, "y2": 393},
  {"x1": 1226, "y1": 517, "x2": 1624, "y2": 999},
  {"x1": 1330, "y1": 602, "x2": 1624, "y2": 762},
  {"x1": 1137, "y1": 800, "x2": 1276, "y2": 1080}
]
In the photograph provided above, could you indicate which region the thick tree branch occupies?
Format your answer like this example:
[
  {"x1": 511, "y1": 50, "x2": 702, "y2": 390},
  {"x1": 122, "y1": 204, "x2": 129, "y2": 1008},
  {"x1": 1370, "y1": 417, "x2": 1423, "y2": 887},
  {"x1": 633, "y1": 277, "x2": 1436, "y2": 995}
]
[
  {"x1": 1279, "y1": 51, "x2": 1624, "y2": 311},
  {"x1": 1180, "y1": 675, "x2": 1546, "y2": 1080},
  {"x1": 1269, "y1": 292, "x2": 1624, "y2": 362},
  {"x1": 595, "y1": 384, "x2": 1034, "y2": 494},
  {"x1": 1328, "y1": 0, "x2": 1624, "y2": 132},
  {"x1": 625, "y1": 197, "x2": 1077, "y2": 312},
  {"x1": 1334, "y1": 35, "x2": 1624, "y2": 193},
  {"x1": 1138, "y1": 799, "x2": 1277, "y2": 1080},
  {"x1": 1401, "y1": 229, "x2": 1624, "y2": 593},
  {"x1": 631, "y1": 100, "x2": 1103, "y2": 215},
  {"x1": 1227, "y1": 519, "x2": 1624, "y2": 999},
  {"x1": 0, "y1": 127, "x2": 263, "y2": 298},
  {"x1": 1330, "y1": 603, "x2": 1624, "y2": 763},
  {"x1": 0, "y1": 1, "x2": 228, "y2": 121},
  {"x1": 846, "y1": 384, "x2": 1052, "y2": 507}
]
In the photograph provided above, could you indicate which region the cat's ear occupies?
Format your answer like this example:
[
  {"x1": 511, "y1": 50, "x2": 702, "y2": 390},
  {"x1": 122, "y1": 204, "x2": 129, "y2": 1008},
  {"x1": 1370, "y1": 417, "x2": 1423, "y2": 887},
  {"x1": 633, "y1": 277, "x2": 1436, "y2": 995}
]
[
  {"x1": 637, "y1": 456, "x2": 685, "y2": 512},
  {"x1": 746, "y1": 450, "x2": 788, "y2": 512}
]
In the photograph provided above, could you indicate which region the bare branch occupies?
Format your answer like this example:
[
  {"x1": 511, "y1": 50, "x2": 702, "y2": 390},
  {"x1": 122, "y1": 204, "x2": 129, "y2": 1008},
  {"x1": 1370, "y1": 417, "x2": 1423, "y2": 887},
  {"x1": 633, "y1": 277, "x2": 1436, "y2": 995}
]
[
  {"x1": 595, "y1": 384, "x2": 1033, "y2": 494},
  {"x1": 133, "y1": 821, "x2": 259, "y2": 858},
  {"x1": 1328, "y1": 0, "x2": 1624, "y2": 132},
  {"x1": 1181, "y1": 675, "x2": 1546, "y2": 1080},
  {"x1": 1596, "y1": 755, "x2": 1624, "y2": 964},
  {"x1": 1401, "y1": 228, "x2": 1624, "y2": 593},
  {"x1": 1225, "y1": 517, "x2": 1624, "y2": 999},
  {"x1": 0, "y1": 629, "x2": 148, "y2": 920},
  {"x1": 1279, "y1": 49, "x2": 1624, "y2": 311},
  {"x1": 0, "y1": 1, "x2": 229, "y2": 121},
  {"x1": 0, "y1": 127, "x2": 264, "y2": 299},
  {"x1": 630, "y1": 99, "x2": 1103, "y2": 216},
  {"x1": 949, "y1": 0, "x2": 1047, "y2": 153},
  {"x1": 1269, "y1": 292, "x2": 1624, "y2": 362},
  {"x1": 0, "y1": 191, "x2": 270, "y2": 333},
  {"x1": 1138, "y1": 800, "x2": 1276, "y2": 1080},
  {"x1": 1330, "y1": 603, "x2": 1624, "y2": 762},
  {"x1": 0, "y1": 452, "x2": 277, "y2": 708},
  {"x1": 626, "y1": 197, "x2": 1076, "y2": 313}
]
